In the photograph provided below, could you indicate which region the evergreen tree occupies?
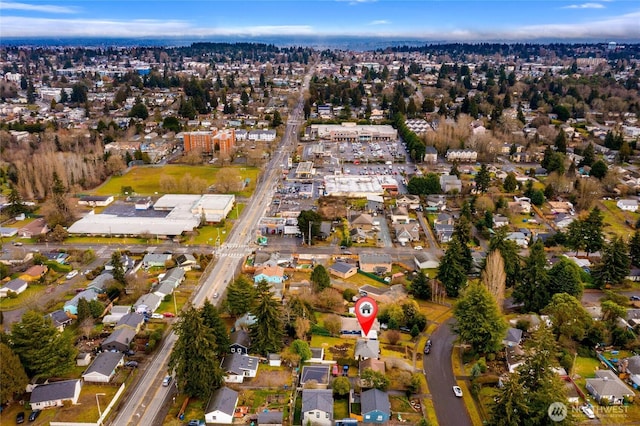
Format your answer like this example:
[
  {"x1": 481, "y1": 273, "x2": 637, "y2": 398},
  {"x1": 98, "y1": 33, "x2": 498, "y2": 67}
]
[
  {"x1": 583, "y1": 207, "x2": 604, "y2": 254},
  {"x1": 250, "y1": 280, "x2": 284, "y2": 355},
  {"x1": 169, "y1": 307, "x2": 224, "y2": 399},
  {"x1": 310, "y1": 265, "x2": 331, "y2": 292},
  {"x1": 547, "y1": 258, "x2": 582, "y2": 299},
  {"x1": 453, "y1": 282, "x2": 507, "y2": 353},
  {"x1": 590, "y1": 160, "x2": 608, "y2": 180},
  {"x1": 110, "y1": 251, "x2": 126, "y2": 285},
  {"x1": 592, "y1": 237, "x2": 630, "y2": 288},
  {"x1": 0, "y1": 343, "x2": 28, "y2": 405},
  {"x1": 76, "y1": 298, "x2": 92, "y2": 322},
  {"x1": 10, "y1": 311, "x2": 77, "y2": 377},
  {"x1": 410, "y1": 270, "x2": 432, "y2": 300},
  {"x1": 565, "y1": 219, "x2": 586, "y2": 253},
  {"x1": 629, "y1": 230, "x2": 640, "y2": 267},
  {"x1": 201, "y1": 299, "x2": 230, "y2": 356},
  {"x1": 489, "y1": 371, "x2": 530, "y2": 426},
  {"x1": 513, "y1": 240, "x2": 549, "y2": 312},
  {"x1": 475, "y1": 163, "x2": 491, "y2": 193},
  {"x1": 554, "y1": 129, "x2": 567, "y2": 154},
  {"x1": 225, "y1": 276, "x2": 257, "y2": 317},
  {"x1": 503, "y1": 173, "x2": 517, "y2": 193},
  {"x1": 579, "y1": 143, "x2": 595, "y2": 167},
  {"x1": 437, "y1": 238, "x2": 467, "y2": 297},
  {"x1": 543, "y1": 293, "x2": 592, "y2": 342},
  {"x1": 271, "y1": 110, "x2": 282, "y2": 127}
]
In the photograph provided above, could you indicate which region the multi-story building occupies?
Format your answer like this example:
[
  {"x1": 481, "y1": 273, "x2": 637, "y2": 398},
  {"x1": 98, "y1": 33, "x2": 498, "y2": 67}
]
[{"x1": 183, "y1": 129, "x2": 236, "y2": 155}]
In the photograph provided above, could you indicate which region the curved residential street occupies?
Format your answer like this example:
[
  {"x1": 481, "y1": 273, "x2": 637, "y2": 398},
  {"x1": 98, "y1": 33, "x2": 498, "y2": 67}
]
[{"x1": 424, "y1": 318, "x2": 473, "y2": 426}]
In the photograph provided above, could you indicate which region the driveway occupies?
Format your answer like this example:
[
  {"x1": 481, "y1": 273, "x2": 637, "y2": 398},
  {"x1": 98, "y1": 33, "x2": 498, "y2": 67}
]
[{"x1": 424, "y1": 318, "x2": 472, "y2": 426}]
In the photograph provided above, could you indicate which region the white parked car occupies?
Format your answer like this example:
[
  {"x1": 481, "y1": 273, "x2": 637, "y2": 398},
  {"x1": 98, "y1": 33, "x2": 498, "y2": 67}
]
[
  {"x1": 151, "y1": 313, "x2": 164, "y2": 319},
  {"x1": 453, "y1": 386, "x2": 463, "y2": 397},
  {"x1": 580, "y1": 404, "x2": 595, "y2": 419},
  {"x1": 414, "y1": 246, "x2": 423, "y2": 250},
  {"x1": 65, "y1": 270, "x2": 79, "y2": 280}
]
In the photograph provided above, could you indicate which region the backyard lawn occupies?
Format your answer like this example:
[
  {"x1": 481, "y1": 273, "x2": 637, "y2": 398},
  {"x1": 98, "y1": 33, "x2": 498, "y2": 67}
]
[
  {"x1": 599, "y1": 200, "x2": 639, "y2": 238},
  {"x1": 91, "y1": 165, "x2": 259, "y2": 198}
]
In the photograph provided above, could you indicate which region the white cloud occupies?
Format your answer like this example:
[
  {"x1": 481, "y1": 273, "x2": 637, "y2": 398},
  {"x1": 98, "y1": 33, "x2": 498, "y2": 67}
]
[
  {"x1": 369, "y1": 20, "x2": 389, "y2": 25},
  {"x1": 0, "y1": 1, "x2": 79, "y2": 14},
  {"x1": 336, "y1": 0, "x2": 377, "y2": 5},
  {"x1": 562, "y1": 3, "x2": 605, "y2": 9}
]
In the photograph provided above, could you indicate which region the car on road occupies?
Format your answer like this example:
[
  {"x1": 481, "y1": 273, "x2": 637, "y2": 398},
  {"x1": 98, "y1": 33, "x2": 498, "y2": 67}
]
[
  {"x1": 151, "y1": 313, "x2": 164, "y2": 319},
  {"x1": 187, "y1": 421, "x2": 205, "y2": 426},
  {"x1": 414, "y1": 245, "x2": 423, "y2": 250},
  {"x1": 163, "y1": 312, "x2": 176, "y2": 318},
  {"x1": 12, "y1": 241, "x2": 23, "y2": 246},
  {"x1": 631, "y1": 296, "x2": 640, "y2": 301},
  {"x1": 28, "y1": 410, "x2": 41, "y2": 422},
  {"x1": 423, "y1": 345, "x2": 430, "y2": 354},
  {"x1": 453, "y1": 386, "x2": 463, "y2": 397},
  {"x1": 399, "y1": 326, "x2": 411, "y2": 333},
  {"x1": 65, "y1": 270, "x2": 79, "y2": 280},
  {"x1": 125, "y1": 361, "x2": 139, "y2": 368},
  {"x1": 162, "y1": 375, "x2": 172, "y2": 387},
  {"x1": 213, "y1": 292, "x2": 219, "y2": 299},
  {"x1": 16, "y1": 411, "x2": 25, "y2": 423}
]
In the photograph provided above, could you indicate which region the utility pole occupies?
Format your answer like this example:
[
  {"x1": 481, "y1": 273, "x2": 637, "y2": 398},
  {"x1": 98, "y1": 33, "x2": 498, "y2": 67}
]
[{"x1": 308, "y1": 220, "x2": 312, "y2": 246}]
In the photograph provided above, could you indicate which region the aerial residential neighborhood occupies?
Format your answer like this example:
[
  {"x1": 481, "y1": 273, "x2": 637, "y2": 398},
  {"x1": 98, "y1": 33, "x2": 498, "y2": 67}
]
[{"x1": 1, "y1": 21, "x2": 640, "y2": 426}]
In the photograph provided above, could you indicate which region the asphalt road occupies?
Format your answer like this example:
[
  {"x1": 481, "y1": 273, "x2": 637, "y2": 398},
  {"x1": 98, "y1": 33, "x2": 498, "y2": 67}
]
[
  {"x1": 424, "y1": 318, "x2": 473, "y2": 426},
  {"x1": 109, "y1": 66, "x2": 315, "y2": 426}
]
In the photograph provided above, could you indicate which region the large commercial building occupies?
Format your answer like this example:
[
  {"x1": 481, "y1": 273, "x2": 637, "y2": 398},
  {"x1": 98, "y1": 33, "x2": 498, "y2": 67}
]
[
  {"x1": 309, "y1": 123, "x2": 397, "y2": 143},
  {"x1": 183, "y1": 129, "x2": 236, "y2": 156}
]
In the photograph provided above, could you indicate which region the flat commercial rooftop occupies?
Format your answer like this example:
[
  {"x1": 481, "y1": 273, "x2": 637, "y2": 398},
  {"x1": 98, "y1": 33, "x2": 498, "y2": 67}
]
[{"x1": 324, "y1": 175, "x2": 384, "y2": 197}]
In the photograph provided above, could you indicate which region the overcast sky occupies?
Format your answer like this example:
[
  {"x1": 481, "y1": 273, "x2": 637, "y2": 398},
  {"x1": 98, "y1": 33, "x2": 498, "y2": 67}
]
[{"x1": 1, "y1": 0, "x2": 639, "y2": 41}]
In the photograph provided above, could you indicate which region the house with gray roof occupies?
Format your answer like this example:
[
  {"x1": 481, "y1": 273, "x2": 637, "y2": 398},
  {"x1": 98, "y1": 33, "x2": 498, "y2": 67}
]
[
  {"x1": 300, "y1": 365, "x2": 330, "y2": 388},
  {"x1": 48, "y1": 310, "x2": 72, "y2": 331},
  {"x1": 586, "y1": 370, "x2": 634, "y2": 405},
  {"x1": 161, "y1": 267, "x2": 185, "y2": 288},
  {"x1": 230, "y1": 330, "x2": 251, "y2": 355},
  {"x1": 221, "y1": 353, "x2": 260, "y2": 383},
  {"x1": 87, "y1": 272, "x2": 114, "y2": 293},
  {"x1": 115, "y1": 312, "x2": 145, "y2": 333},
  {"x1": 101, "y1": 327, "x2": 136, "y2": 352},
  {"x1": 64, "y1": 288, "x2": 100, "y2": 315},
  {"x1": 134, "y1": 293, "x2": 162, "y2": 314},
  {"x1": 142, "y1": 253, "x2": 172, "y2": 269},
  {"x1": 153, "y1": 281, "x2": 176, "y2": 298},
  {"x1": 355, "y1": 339, "x2": 380, "y2": 360},
  {"x1": 204, "y1": 386, "x2": 238, "y2": 424},
  {"x1": 30, "y1": 379, "x2": 82, "y2": 410},
  {"x1": 175, "y1": 253, "x2": 197, "y2": 271},
  {"x1": 361, "y1": 388, "x2": 391, "y2": 423},
  {"x1": 414, "y1": 252, "x2": 440, "y2": 270},
  {"x1": 301, "y1": 389, "x2": 333, "y2": 426},
  {"x1": 503, "y1": 327, "x2": 523, "y2": 348},
  {"x1": 0, "y1": 278, "x2": 28, "y2": 297},
  {"x1": 258, "y1": 410, "x2": 284, "y2": 426},
  {"x1": 102, "y1": 305, "x2": 132, "y2": 325},
  {"x1": 329, "y1": 262, "x2": 358, "y2": 279},
  {"x1": 358, "y1": 253, "x2": 392, "y2": 274},
  {"x1": 82, "y1": 351, "x2": 124, "y2": 383}
]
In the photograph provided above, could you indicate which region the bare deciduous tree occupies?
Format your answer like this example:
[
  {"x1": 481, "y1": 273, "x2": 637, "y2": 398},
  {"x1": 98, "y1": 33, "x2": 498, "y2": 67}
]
[
  {"x1": 481, "y1": 250, "x2": 506, "y2": 312},
  {"x1": 215, "y1": 168, "x2": 242, "y2": 193}
]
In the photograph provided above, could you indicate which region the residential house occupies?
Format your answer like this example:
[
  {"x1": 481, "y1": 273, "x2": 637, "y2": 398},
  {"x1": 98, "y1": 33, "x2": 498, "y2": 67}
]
[
  {"x1": 425, "y1": 194, "x2": 447, "y2": 211},
  {"x1": 548, "y1": 201, "x2": 575, "y2": 215},
  {"x1": 394, "y1": 223, "x2": 420, "y2": 244},
  {"x1": 64, "y1": 289, "x2": 100, "y2": 315},
  {"x1": 351, "y1": 213, "x2": 374, "y2": 231},
  {"x1": 76, "y1": 352, "x2": 92, "y2": 367},
  {"x1": 446, "y1": 149, "x2": 477, "y2": 162},
  {"x1": 78, "y1": 195, "x2": 114, "y2": 207},
  {"x1": 175, "y1": 253, "x2": 198, "y2": 271},
  {"x1": 115, "y1": 312, "x2": 145, "y2": 334},
  {"x1": 30, "y1": 379, "x2": 82, "y2": 410},
  {"x1": 0, "y1": 248, "x2": 33, "y2": 266},
  {"x1": 366, "y1": 195, "x2": 384, "y2": 213},
  {"x1": 319, "y1": 221, "x2": 332, "y2": 240},
  {"x1": 102, "y1": 305, "x2": 132, "y2": 325},
  {"x1": 221, "y1": 353, "x2": 260, "y2": 383},
  {"x1": 424, "y1": 146, "x2": 438, "y2": 164},
  {"x1": 359, "y1": 358, "x2": 386, "y2": 386},
  {"x1": 361, "y1": 388, "x2": 391, "y2": 424},
  {"x1": 390, "y1": 206, "x2": 410, "y2": 224},
  {"x1": 414, "y1": 252, "x2": 440, "y2": 270},
  {"x1": 355, "y1": 339, "x2": 380, "y2": 360},
  {"x1": 153, "y1": 281, "x2": 175, "y2": 298},
  {"x1": 440, "y1": 175, "x2": 462, "y2": 193},
  {"x1": 350, "y1": 228, "x2": 368, "y2": 244},
  {"x1": 48, "y1": 310, "x2": 72, "y2": 331},
  {"x1": 341, "y1": 316, "x2": 381, "y2": 339},
  {"x1": 554, "y1": 214, "x2": 575, "y2": 230},
  {"x1": 19, "y1": 265, "x2": 48, "y2": 282},
  {"x1": 493, "y1": 215, "x2": 510, "y2": 228},
  {"x1": 105, "y1": 254, "x2": 135, "y2": 273},
  {"x1": 101, "y1": 327, "x2": 136, "y2": 352},
  {"x1": 230, "y1": 330, "x2": 251, "y2": 355},
  {"x1": 254, "y1": 265, "x2": 285, "y2": 285},
  {"x1": 134, "y1": 293, "x2": 162, "y2": 314},
  {"x1": 87, "y1": 273, "x2": 114, "y2": 294},
  {"x1": 18, "y1": 218, "x2": 49, "y2": 238},
  {"x1": 161, "y1": 267, "x2": 186, "y2": 288},
  {"x1": 142, "y1": 253, "x2": 172, "y2": 269},
  {"x1": 329, "y1": 262, "x2": 358, "y2": 279},
  {"x1": 586, "y1": 370, "x2": 634, "y2": 405},
  {"x1": 0, "y1": 278, "x2": 28, "y2": 297},
  {"x1": 506, "y1": 346, "x2": 526, "y2": 373},
  {"x1": 258, "y1": 410, "x2": 284, "y2": 426},
  {"x1": 82, "y1": 351, "x2": 124, "y2": 383},
  {"x1": 617, "y1": 199, "x2": 639, "y2": 212},
  {"x1": 503, "y1": 327, "x2": 523, "y2": 348},
  {"x1": 396, "y1": 194, "x2": 421, "y2": 210},
  {"x1": 506, "y1": 232, "x2": 529, "y2": 248},
  {"x1": 434, "y1": 223, "x2": 454, "y2": 243},
  {"x1": 204, "y1": 386, "x2": 239, "y2": 424},
  {"x1": 301, "y1": 389, "x2": 334, "y2": 426},
  {"x1": 300, "y1": 365, "x2": 330, "y2": 388},
  {"x1": 358, "y1": 253, "x2": 392, "y2": 274},
  {"x1": 434, "y1": 213, "x2": 455, "y2": 226},
  {"x1": 622, "y1": 355, "x2": 640, "y2": 387},
  {"x1": 310, "y1": 347, "x2": 325, "y2": 363}
]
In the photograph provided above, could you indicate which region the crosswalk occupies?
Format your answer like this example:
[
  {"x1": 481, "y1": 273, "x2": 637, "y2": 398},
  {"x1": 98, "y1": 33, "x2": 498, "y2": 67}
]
[{"x1": 215, "y1": 251, "x2": 247, "y2": 258}]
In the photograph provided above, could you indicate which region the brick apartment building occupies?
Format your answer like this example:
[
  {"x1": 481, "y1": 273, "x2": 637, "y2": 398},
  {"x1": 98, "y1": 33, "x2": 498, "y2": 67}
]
[{"x1": 183, "y1": 129, "x2": 236, "y2": 156}]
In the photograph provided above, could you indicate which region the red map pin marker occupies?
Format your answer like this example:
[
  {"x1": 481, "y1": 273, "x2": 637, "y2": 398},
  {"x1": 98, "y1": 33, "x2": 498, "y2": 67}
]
[{"x1": 355, "y1": 296, "x2": 378, "y2": 337}]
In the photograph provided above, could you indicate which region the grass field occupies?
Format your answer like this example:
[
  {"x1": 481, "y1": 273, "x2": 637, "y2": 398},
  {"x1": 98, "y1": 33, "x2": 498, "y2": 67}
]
[
  {"x1": 90, "y1": 165, "x2": 259, "y2": 198},
  {"x1": 599, "y1": 200, "x2": 638, "y2": 238}
]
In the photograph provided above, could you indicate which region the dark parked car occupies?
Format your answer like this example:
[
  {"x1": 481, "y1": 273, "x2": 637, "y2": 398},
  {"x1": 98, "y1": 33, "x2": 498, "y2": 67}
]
[
  {"x1": 125, "y1": 361, "x2": 139, "y2": 368},
  {"x1": 28, "y1": 410, "x2": 41, "y2": 422},
  {"x1": 631, "y1": 296, "x2": 640, "y2": 301},
  {"x1": 16, "y1": 412, "x2": 25, "y2": 424}
]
